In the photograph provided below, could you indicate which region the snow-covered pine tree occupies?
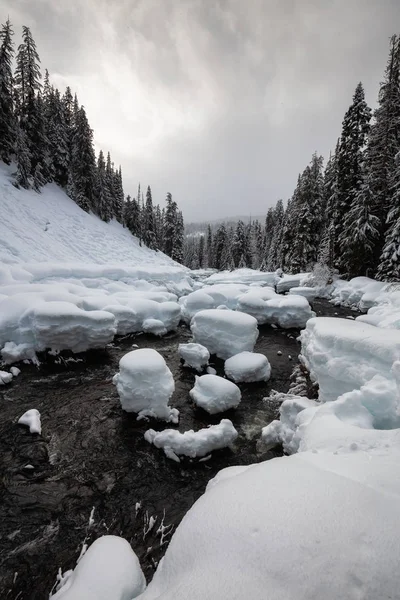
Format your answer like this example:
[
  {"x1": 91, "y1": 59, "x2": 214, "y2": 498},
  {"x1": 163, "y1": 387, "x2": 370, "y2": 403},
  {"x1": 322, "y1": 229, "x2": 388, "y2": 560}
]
[
  {"x1": 171, "y1": 210, "x2": 184, "y2": 263},
  {"x1": 0, "y1": 19, "x2": 15, "y2": 164},
  {"x1": 206, "y1": 224, "x2": 213, "y2": 268},
  {"x1": 164, "y1": 192, "x2": 177, "y2": 257},
  {"x1": 232, "y1": 220, "x2": 248, "y2": 267},
  {"x1": 260, "y1": 207, "x2": 276, "y2": 270},
  {"x1": 335, "y1": 83, "x2": 372, "y2": 272},
  {"x1": 113, "y1": 166, "x2": 124, "y2": 223},
  {"x1": 266, "y1": 199, "x2": 284, "y2": 270},
  {"x1": 46, "y1": 87, "x2": 69, "y2": 186},
  {"x1": 377, "y1": 151, "x2": 400, "y2": 280},
  {"x1": 198, "y1": 234, "x2": 205, "y2": 268},
  {"x1": 143, "y1": 185, "x2": 157, "y2": 249},
  {"x1": 252, "y1": 219, "x2": 264, "y2": 269},
  {"x1": 213, "y1": 224, "x2": 229, "y2": 270},
  {"x1": 96, "y1": 150, "x2": 112, "y2": 221},
  {"x1": 14, "y1": 26, "x2": 42, "y2": 175},
  {"x1": 318, "y1": 145, "x2": 339, "y2": 267},
  {"x1": 69, "y1": 105, "x2": 96, "y2": 212},
  {"x1": 154, "y1": 204, "x2": 164, "y2": 249},
  {"x1": 361, "y1": 36, "x2": 400, "y2": 272}
]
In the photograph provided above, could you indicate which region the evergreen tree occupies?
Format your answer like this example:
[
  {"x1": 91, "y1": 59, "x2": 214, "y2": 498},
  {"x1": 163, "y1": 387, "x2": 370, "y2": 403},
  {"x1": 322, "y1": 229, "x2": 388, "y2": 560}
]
[
  {"x1": 361, "y1": 36, "x2": 400, "y2": 271},
  {"x1": 0, "y1": 19, "x2": 15, "y2": 163},
  {"x1": 171, "y1": 210, "x2": 184, "y2": 263},
  {"x1": 213, "y1": 224, "x2": 229, "y2": 270},
  {"x1": 69, "y1": 105, "x2": 96, "y2": 212},
  {"x1": 96, "y1": 149, "x2": 112, "y2": 221},
  {"x1": 46, "y1": 87, "x2": 69, "y2": 186},
  {"x1": 14, "y1": 25, "x2": 42, "y2": 172},
  {"x1": 143, "y1": 185, "x2": 157, "y2": 249},
  {"x1": 206, "y1": 224, "x2": 213, "y2": 268},
  {"x1": 164, "y1": 192, "x2": 177, "y2": 257},
  {"x1": 377, "y1": 151, "x2": 400, "y2": 279},
  {"x1": 260, "y1": 207, "x2": 276, "y2": 270},
  {"x1": 232, "y1": 220, "x2": 249, "y2": 267},
  {"x1": 266, "y1": 200, "x2": 285, "y2": 270},
  {"x1": 198, "y1": 234, "x2": 205, "y2": 268},
  {"x1": 335, "y1": 83, "x2": 372, "y2": 270}
]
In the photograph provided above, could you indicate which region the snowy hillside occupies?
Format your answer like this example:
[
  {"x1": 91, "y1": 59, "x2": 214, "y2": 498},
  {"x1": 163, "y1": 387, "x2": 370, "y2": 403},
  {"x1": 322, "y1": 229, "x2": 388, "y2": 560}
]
[{"x1": 0, "y1": 162, "x2": 179, "y2": 267}]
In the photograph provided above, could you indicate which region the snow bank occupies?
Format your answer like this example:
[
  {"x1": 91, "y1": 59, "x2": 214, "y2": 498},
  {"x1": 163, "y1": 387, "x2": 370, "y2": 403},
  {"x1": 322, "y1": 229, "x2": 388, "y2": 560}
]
[
  {"x1": 261, "y1": 396, "x2": 318, "y2": 453},
  {"x1": 113, "y1": 349, "x2": 178, "y2": 423},
  {"x1": 237, "y1": 288, "x2": 314, "y2": 327},
  {"x1": 178, "y1": 343, "x2": 210, "y2": 372},
  {"x1": 224, "y1": 351, "x2": 271, "y2": 383},
  {"x1": 331, "y1": 276, "x2": 387, "y2": 310},
  {"x1": 288, "y1": 286, "x2": 318, "y2": 300},
  {"x1": 189, "y1": 374, "x2": 241, "y2": 414},
  {"x1": 51, "y1": 535, "x2": 145, "y2": 600},
  {"x1": 18, "y1": 409, "x2": 41, "y2": 434},
  {"x1": 191, "y1": 309, "x2": 259, "y2": 359},
  {"x1": 179, "y1": 284, "x2": 249, "y2": 322},
  {"x1": 140, "y1": 449, "x2": 400, "y2": 600},
  {"x1": 144, "y1": 419, "x2": 238, "y2": 462},
  {"x1": 300, "y1": 317, "x2": 400, "y2": 402},
  {"x1": 276, "y1": 272, "x2": 310, "y2": 293},
  {"x1": 203, "y1": 268, "x2": 279, "y2": 287}
]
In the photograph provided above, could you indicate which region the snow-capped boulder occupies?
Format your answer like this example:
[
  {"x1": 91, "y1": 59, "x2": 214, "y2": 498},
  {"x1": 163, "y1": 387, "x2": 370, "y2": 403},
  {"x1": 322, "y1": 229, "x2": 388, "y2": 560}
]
[
  {"x1": 18, "y1": 409, "x2": 42, "y2": 434},
  {"x1": 189, "y1": 374, "x2": 241, "y2": 414},
  {"x1": 144, "y1": 419, "x2": 238, "y2": 462},
  {"x1": 191, "y1": 309, "x2": 259, "y2": 359},
  {"x1": 113, "y1": 349, "x2": 178, "y2": 423},
  {"x1": 224, "y1": 351, "x2": 271, "y2": 383},
  {"x1": 178, "y1": 343, "x2": 210, "y2": 372}
]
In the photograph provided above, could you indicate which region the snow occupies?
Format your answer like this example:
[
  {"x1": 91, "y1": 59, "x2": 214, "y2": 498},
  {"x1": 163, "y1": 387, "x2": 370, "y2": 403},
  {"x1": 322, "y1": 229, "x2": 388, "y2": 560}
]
[
  {"x1": 189, "y1": 374, "x2": 241, "y2": 414},
  {"x1": 261, "y1": 395, "x2": 318, "y2": 453},
  {"x1": 203, "y1": 268, "x2": 279, "y2": 287},
  {"x1": 288, "y1": 286, "x2": 318, "y2": 300},
  {"x1": 237, "y1": 288, "x2": 314, "y2": 328},
  {"x1": 18, "y1": 409, "x2": 41, "y2": 434},
  {"x1": 178, "y1": 343, "x2": 210, "y2": 372},
  {"x1": 10, "y1": 366, "x2": 20, "y2": 377},
  {"x1": 224, "y1": 351, "x2": 271, "y2": 383},
  {"x1": 300, "y1": 316, "x2": 400, "y2": 403},
  {"x1": 112, "y1": 349, "x2": 178, "y2": 423},
  {"x1": 331, "y1": 276, "x2": 387, "y2": 310},
  {"x1": 144, "y1": 419, "x2": 238, "y2": 462},
  {"x1": 191, "y1": 309, "x2": 259, "y2": 359},
  {"x1": 0, "y1": 369, "x2": 13, "y2": 384},
  {"x1": 51, "y1": 535, "x2": 145, "y2": 600},
  {"x1": 139, "y1": 450, "x2": 400, "y2": 600},
  {"x1": 276, "y1": 272, "x2": 310, "y2": 293}
]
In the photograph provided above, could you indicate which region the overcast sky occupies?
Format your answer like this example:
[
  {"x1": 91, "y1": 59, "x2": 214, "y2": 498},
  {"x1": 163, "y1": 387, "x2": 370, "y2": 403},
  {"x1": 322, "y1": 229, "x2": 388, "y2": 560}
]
[{"x1": 5, "y1": 0, "x2": 400, "y2": 221}]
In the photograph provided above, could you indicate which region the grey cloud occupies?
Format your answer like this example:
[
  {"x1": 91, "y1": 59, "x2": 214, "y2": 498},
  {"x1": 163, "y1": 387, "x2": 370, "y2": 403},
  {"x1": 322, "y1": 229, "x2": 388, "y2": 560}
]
[{"x1": 4, "y1": 0, "x2": 400, "y2": 220}]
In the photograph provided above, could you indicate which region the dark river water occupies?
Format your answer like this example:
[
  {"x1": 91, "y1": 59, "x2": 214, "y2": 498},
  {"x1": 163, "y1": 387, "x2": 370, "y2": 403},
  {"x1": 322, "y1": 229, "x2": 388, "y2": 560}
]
[{"x1": 0, "y1": 299, "x2": 357, "y2": 599}]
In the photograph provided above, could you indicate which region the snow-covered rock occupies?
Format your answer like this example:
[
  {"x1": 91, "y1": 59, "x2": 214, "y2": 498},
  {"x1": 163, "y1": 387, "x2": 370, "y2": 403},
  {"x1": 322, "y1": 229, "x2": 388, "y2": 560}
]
[
  {"x1": 51, "y1": 536, "x2": 145, "y2": 600},
  {"x1": 0, "y1": 369, "x2": 13, "y2": 384},
  {"x1": 189, "y1": 374, "x2": 241, "y2": 414},
  {"x1": 144, "y1": 419, "x2": 238, "y2": 462},
  {"x1": 203, "y1": 268, "x2": 278, "y2": 287},
  {"x1": 276, "y1": 272, "x2": 310, "y2": 293},
  {"x1": 331, "y1": 276, "x2": 387, "y2": 310},
  {"x1": 300, "y1": 317, "x2": 400, "y2": 403},
  {"x1": 261, "y1": 395, "x2": 318, "y2": 453},
  {"x1": 178, "y1": 343, "x2": 210, "y2": 372},
  {"x1": 288, "y1": 286, "x2": 318, "y2": 300},
  {"x1": 224, "y1": 351, "x2": 271, "y2": 383},
  {"x1": 237, "y1": 289, "x2": 314, "y2": 328},
  {"x1": 113, "y1": 349, "x2": 178, "y2": 423},
  {"x1": 139, "y1": 449, "x2": 400, "y2": 600},
  {"x1": 18, "y1": 409, "x2": 41, "y2": 434},
  {"x1": 10, "y1": 366, "x2": 20, "y2": 377},
  {"x1": 179, "y1": 284, "x2": 249, "y2": 322},
  {"x1": 191, "y1": 309, "x2": 259, "y2": 359}
]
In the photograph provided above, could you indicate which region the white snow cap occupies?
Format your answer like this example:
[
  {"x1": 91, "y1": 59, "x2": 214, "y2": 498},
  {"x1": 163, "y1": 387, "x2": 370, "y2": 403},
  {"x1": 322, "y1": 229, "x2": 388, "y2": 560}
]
[
  {"x1": 0, "y1": 369, "x2": 13, "y2": 385},
  {"x1": 18, "y1": 409, "x2": 41, "y2": 434},
  {"x1": 224, "y1": 351, "x2": 271, "y2": 383},
  {"x1": 178, "y1": 343, "x2": 210, "y2": 372},
  {"x1": 191, "y1": 309, "x2": 259, "y2": 359},
  {"x1": 190, "y1": 374, "x2": 241, "y2": 414},
  {"x1": 113, "y1": 349, "x2": 178, "y2": 423},
  {"x1": 51, "y1": 535, "x2": 146, "y2": 600},
  {"x1": 144, "y1": 419, "x2": 238, "y2": 462}
]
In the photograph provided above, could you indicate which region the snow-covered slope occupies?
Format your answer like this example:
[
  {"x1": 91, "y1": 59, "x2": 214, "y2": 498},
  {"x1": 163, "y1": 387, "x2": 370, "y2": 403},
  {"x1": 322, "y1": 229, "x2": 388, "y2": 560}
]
[{"x1": 0, "y1": 162, "x2": 177, "y2": 267}]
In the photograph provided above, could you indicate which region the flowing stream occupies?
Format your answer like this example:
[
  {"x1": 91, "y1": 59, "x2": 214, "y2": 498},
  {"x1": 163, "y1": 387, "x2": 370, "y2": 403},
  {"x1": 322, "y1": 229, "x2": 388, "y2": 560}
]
[{"x1": 0, "y1": 299, "x2": 357, "y2": 599}]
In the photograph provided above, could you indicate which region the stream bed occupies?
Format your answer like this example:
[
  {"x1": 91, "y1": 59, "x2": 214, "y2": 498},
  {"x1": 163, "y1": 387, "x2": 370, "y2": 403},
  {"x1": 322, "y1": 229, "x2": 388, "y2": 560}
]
[{"x1": 0, "y1": 299, "x2": 357, "y2": 599}]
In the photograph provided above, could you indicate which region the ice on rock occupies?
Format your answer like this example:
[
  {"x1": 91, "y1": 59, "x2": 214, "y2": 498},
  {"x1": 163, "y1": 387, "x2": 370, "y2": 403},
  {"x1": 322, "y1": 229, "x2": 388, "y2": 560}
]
[
  {"x1": 0, "y1": 370, "x2": 13, "y2": 384},
  {"x1": 18, "y1": 409, "x2": 41, "y2": 434},
  {"x1": 224, "y1": 352, "x2": 271, "y2": 383},
  {"x1": 191, "y1": 309, "x2": 259, "y2": 359},
  {"x1": 51, "y1": 535, "x2": 146, "y2": 600},
  {"x1": 113, "y1": 349, "x2": 178, "y2": 423},
  {"x1": 144, "y1": 419, "x2": 238, "y2": 462},
  {"x1": 178, "y1": 343, "x2": 210, "y2": 372},
  {"x1": 190, "y1": 374, "x2": 241, "y2": 414}
]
